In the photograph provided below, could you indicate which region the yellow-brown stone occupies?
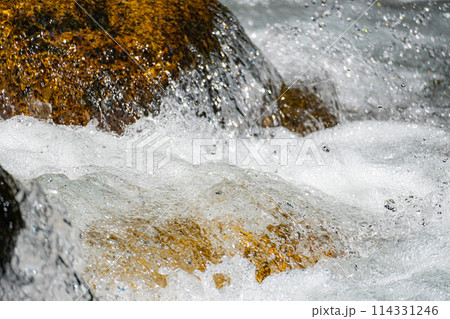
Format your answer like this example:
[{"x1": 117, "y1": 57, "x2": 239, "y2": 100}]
[
  {"x1": 213, "y1": 273, "x2": 230, "y2": 289},
  {"x1": 84, "y1": 214, "x2": 342, "y2": 290},
  {"x1": 0, "y1": 0, "x2": 220, "y2": 132},
  {"x1": 0, "y1": 0, "x2": 338, "y2": 135},
  {"x1": 263, "y1": 84, "x2": 338, "y2": 136}
]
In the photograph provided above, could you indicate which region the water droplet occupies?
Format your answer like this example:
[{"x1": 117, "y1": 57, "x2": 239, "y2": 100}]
[
  {"x1": 378, "y1": 105, "x2": 383, "y2": 111},
  {"x1": 401, "y1": 83, "x2": 406, "y2": 87},
  {"x1": 322, "y1": 146, "x2": 330, "y2": 152}
]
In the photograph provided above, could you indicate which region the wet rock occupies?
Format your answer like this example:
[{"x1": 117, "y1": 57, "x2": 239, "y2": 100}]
[
  {"x1": 0, "y1": 166, "x2": 24, "y2": 273},
  {"x1": 213, "y1": 273, "x2": 231, "y2": 289},
  {"x1": 85, "y1": 217, "x2": 339, "y2": 289},
  {"x1": 0, "y1": 0, "x2": 337, "y2": 135},
  {"x1": 263, "y1": 84, "x2": 338, "y2": 136},
  {"x1": 85, "y1": 214, "x2": 341, "y2": 288},
  {"x1": 0, "y1": 166, "x2": 94, "y2": 300},
  {"x1": 73, "y1": 175, "x2": 345, "y2": 297}
]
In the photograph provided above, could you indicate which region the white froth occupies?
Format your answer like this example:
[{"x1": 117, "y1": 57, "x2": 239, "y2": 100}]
[
  {"x1": 1, "y1": 0, "x2": 448, "y2": 300},
  {"x1": 0, "y1": 115, "x2": 448, "y2": 300}
]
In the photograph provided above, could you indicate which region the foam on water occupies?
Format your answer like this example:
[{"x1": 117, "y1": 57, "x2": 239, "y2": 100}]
[
  {"x1": 225, "y1": 0, "x2": 449, "y2": 126},
  {"x1": 0, "y1": 0, "x2": 449, "y2": 300},
  {"x1": 0, "y1": 115, "x2": 448, "y2": 300}
]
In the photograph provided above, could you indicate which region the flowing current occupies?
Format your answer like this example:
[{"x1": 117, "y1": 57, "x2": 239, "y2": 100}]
[{"x1": 0, "y1": 0, "x2": 449, "y2": 300}]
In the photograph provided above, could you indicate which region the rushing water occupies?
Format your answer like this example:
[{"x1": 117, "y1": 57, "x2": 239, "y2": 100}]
[{"x1": 0, "y1": 0, "x2": 449, "y2": 300}]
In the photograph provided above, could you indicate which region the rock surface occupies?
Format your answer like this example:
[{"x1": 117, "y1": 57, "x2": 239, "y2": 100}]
[
  {"x1": 0, "y1": 165, "x2": 24, "y2": 273},
  {"x1": 85, "y1": 214, "x2": 341, "y2": 289},
  {"x1": 34, "y1": 169, "x2": 347, "y2": 299},
  {"x1": 263, "y1": 84, "x2": 339, "y2": 135},
  {"x1": 0, "y1": 0, "x2": 337, "y2": 134},
  {"x1": 0, "y1": 166, "x2": 93, "y2": 300}
]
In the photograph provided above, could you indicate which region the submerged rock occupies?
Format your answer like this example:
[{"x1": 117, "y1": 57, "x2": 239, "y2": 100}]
[
  {"x1": 35, "y1": 170, "x2": 347, "y2": 299},
  {"x1": 85, "y1": 214, "x2": 341, "y2": 289},
  {"x1": 0, "y1": 166, "x2": 93, "y2": 300},
  {"x1": 0, "y1": 0, "x2": 337, "y2": 134},
  {"x1": 213, "y1": 273, "x2": 231, "y2": 289}
]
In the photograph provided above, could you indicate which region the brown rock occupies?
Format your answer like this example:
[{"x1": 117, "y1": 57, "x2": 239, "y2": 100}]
[
  {"x1": 84, "y1": 215, "x2": 342, "y2": 290},
  {"x1": 0, "y1": 0, "x2": 338, "y2": 135},
  {"x1": 263, "y1": 84, "x2": 338, "y2": 136},
  {"x1": 0, "y1": 0, "x2": 220, "y2": 133},
  {"x1": 213, "y1": 273, "x2": 230, "y2": 289}
]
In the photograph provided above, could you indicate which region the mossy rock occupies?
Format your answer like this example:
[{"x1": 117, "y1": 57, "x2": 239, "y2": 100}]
[{"x1": 0, "y1": 0, "x2": 337, "y2": 134}]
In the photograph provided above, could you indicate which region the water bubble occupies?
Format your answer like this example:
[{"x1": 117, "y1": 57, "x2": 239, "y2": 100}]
[{"x1": 322, "y1": 146, "x2": 330, "y2": 152}]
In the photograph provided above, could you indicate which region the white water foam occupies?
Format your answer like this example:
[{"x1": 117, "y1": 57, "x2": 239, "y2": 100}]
[
  {"x1": 0, "y1": 115, "x2": 448, "y2": 300},
  {"x1": 0, "y1": 0, "x2": 448, "y2": 300}
]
